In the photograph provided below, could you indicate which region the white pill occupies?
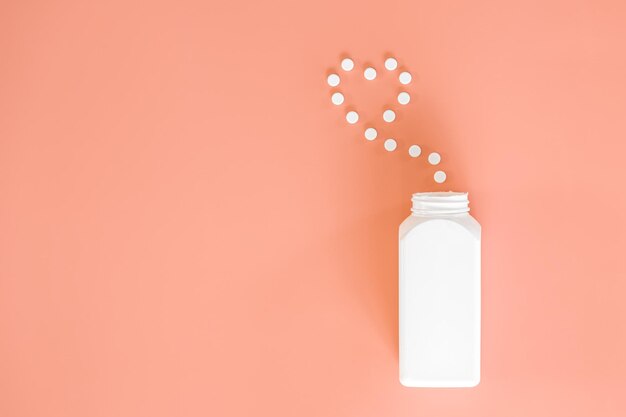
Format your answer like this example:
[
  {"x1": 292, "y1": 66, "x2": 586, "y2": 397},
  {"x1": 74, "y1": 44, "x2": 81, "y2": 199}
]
[
  {"x1": 428, "y1": 152, "x2": 441, "y2": 165},
  {"x1": 331, "y1": 92, "x2": 344, "y2": 105},
  {"x1": 364, "y1": 128, "x2": 378, "y2": 141},
  {"x1": 364, "y1": 67, "x2": 377, "y2": 80},
  {"x1": 346, "y1": 111, "x2": 359, "y2": 124},
  {"x1": 408, "y1": 144, "x2": 422, "y2": 158},
  {"x1": 434, "y1": 170, "x2": 447, "y2": 183},
  {"x1": 397, "y1": 91, "x2": 411, "y2": 105},
  {"x1": 384, "y1": 138, "x2": 397, "y2": 152},
  {"x1": 341, "y1": 58, "x2": 354, "y2": 71},
  {"x1": 385, "y1": 57, "x2": 398, "y2": 70},
  {"x1": 399, "y1": 71, "x2": 412, "y2": 85},
  {"x1": 383, "y1": 109, "x2": 396, "y2": 122},
  {"x1": 327, "y1": 73, "x2": 340, "y2": 87}
]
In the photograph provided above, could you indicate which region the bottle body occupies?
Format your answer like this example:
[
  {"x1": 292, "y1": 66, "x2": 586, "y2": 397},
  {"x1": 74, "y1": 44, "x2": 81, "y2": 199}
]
[{"x1": 399, "y1": 192, "x2": 481, "y2": 387}]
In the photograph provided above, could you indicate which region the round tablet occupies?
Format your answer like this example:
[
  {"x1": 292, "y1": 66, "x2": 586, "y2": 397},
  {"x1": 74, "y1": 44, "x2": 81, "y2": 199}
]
[
  {"x1": 364, "y1": 67, "x2": 377, "y2": 80},
  {"x1": 384, "y1": 57, "x2": 398, "y2": 71},
  {"x1": 399, "y1": 71, "x2": 412, "y2": 85},
  {"x1": 434, "y1": 170, "x2": 447, "y2": 183},
  {"x1": 397, "y1": 91, "x2": 411, "y2": 105},
  {"x1": 383, "y1": 109, "x2": 396, "y2": 122},
  {"x1": 346, "y1": 111, "x2": 359, "y2": 124},
  {"x1": 428, "y1": 152, "x2": 441, "y2": 165},
  {"x1": 408, "y1": 144, "x2": 421, "y2": 158},
  {"x1": 327, "y1": 73, "x2": 340, "y2": 87},
  {"x1": 341, "y1": 58, "x2": 354, "y2": 71},
  {"x1": 331, "y1": 92, "x2": 344, "y2": 105},
  {"x1": 364, "y1": 128, "x2": 377, "y2": 141},
  {"x1": 384, "y1": 138, "x2": 397, "y2": 152}
]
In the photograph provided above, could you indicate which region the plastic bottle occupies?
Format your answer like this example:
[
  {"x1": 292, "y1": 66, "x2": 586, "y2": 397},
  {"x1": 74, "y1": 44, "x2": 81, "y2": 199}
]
[{"x1": 399, "y1": 192, "x2": 481, "y2": 387}]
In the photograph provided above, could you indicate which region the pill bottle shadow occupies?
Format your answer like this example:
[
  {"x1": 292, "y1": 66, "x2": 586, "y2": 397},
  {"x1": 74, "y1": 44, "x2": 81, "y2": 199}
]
[{"x1": 344, "y1": 95, "x2": 463, "y2": 361}]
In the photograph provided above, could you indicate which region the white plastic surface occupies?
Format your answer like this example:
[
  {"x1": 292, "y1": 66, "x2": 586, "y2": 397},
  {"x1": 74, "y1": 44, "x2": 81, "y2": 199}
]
[{"x1": 399, "y1": 192, "x2": 481, "y2": 388}]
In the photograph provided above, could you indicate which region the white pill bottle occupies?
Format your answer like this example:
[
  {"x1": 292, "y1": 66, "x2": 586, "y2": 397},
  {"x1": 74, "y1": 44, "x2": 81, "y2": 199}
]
[{"x1": 399, "y1": 192, "x2": 481, "y2": 387}]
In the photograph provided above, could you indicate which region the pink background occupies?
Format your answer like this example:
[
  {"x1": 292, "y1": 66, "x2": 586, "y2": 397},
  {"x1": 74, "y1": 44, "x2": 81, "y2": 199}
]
[{"x1": 2, "y1": 0, "x2": 626, "y2": 415}]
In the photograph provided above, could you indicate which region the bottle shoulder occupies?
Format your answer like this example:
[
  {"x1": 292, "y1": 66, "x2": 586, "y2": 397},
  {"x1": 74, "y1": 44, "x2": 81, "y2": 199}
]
[{"x1": 400, "y1": 213, "x2": 481, "y2": 240}]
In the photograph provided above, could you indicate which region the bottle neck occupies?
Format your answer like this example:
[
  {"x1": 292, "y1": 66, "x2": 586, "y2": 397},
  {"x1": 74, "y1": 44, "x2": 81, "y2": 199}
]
[{"x1": 411, "y1": 192, "x2": 470, "y2": 216}]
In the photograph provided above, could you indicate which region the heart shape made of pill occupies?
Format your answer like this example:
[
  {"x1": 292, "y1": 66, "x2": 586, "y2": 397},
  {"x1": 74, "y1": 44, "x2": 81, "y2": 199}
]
[{"x1": 326, "y1": 56, "x2": 447, "y2": 184}]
